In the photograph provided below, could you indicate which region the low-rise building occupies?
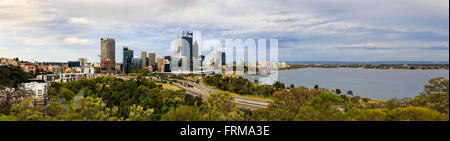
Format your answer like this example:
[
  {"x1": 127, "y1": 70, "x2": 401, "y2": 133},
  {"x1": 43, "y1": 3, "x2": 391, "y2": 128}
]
[
  {"x1": 22, "y1": 81, "x2": 48, "y2": 105},
  {"x1": 20, "y1": 62, "x2": 36, "y2": 74},
  {"x1": 0, "y1": 58, "x2": 19, "y2": 67},
  {"x1": 48, "y1": 65, "x2": 64, "y2": 74},
  {"x1": 36, "y1": 73, "x2": 96, "y2": 82}
]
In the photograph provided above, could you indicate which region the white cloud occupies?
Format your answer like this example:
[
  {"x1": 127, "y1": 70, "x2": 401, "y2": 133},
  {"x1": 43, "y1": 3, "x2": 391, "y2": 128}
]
[
  {"x1": 23, "y1": 36, "x2": 59, "y2": 46},
  {"x1": 0, "y1": 0, "x2": 448, "y2": 62},
  {"x1": 64, "y1": 37, "x2": 93, "y2": 45},
  {"x1": 68, "y1": 17, "x2": 94, "y2": 24}
]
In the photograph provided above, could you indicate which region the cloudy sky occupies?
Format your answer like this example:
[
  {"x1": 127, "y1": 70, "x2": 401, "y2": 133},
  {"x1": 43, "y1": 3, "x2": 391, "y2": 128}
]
[{"x1": 0, "y1": 0, "x2": 448, "y2": 63}]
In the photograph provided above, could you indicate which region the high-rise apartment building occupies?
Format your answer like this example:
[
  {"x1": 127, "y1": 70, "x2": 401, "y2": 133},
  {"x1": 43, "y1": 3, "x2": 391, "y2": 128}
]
[
  {"x1": 123, "y1": 47, "x2": 133, "y2": 63},
  {"x1": 193, "y1": 41, "x2": 199, "y2": 59},
  {"x1": 122, "y1": 46, "x2": 133, "y2": 73},
  {"x1": 100, "y1": 38, "x2": 116, "y2": 74},
  {"x1": 148, "y1": 51, "x2": 156, "y2": 68},
  {"x1": 221, "y1": 52, "x2": 226, "y2": 66},
  {"x1": 164, "y1": 56, "x2": 171, "y2": 72},
  {"x1": 78, "y1": 58, "x2": 87, "y2": 67},
  {"x1": 141, "y1": 51, "x2": 147, "y2": 69},
  {"x1": 175, "y1": 35, "x2": 181, "y2": 56},
  {"x1": 181, "y1": 30, "x2": 193, "y2": 71},
  {"x1": 132, "y1": 57, "x2": 141, "y2": 70},
  {"x1": 157, "y1": 57, "x2": 164, "y2": 72}
]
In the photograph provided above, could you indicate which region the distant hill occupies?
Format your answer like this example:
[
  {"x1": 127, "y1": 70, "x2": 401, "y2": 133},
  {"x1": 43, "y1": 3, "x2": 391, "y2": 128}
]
[
  {"x1": 0, "y1": 66, "x2": 34, "y2": 88},
  {"x1": 285, "y1": 61, "x2": 450, "y2": 65}
]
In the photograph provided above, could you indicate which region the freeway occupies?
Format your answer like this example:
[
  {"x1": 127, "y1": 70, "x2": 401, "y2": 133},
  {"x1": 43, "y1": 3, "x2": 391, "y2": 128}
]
[
  {"x1": 175, "y1": 79, "x2": 269, "y2": 110},
  {"x1": 111, "y1": 75, "x2": 269, "y2": 110}
]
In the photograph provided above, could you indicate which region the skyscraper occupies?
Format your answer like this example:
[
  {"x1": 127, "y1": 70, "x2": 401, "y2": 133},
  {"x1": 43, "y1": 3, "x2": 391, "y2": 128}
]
[
  {"x1": 221, "y1": 52, "x2": 226, "y2": 66},
  {"x1": 122, "y1": 46, "x2": 133, "y2": 74},
  {"x1": 193, "y1": 41, "x2": 199, "y2": 59},
  {"x1": 78, "y1": 58, "x2": 87, "y2": 67},
  {"x1": 210, "y1": 51, "x2": 225, "y2": 73},
  {"x1": 132, "y1": 57, "x2": 141, "y2": 70},
  {"x1": 123, "y1": 47, "x2": 133, "y2": 63},
  {"x1": 141, "y1": 51, "x2": 147, "y2": 69},
  {"x1": 164, "y1": 56, "x2": 171, "y2": 72},
  {"x1": 100, "y1": 38, "x2": 115, "y2": 74},
  {"x1": 175, "y1": 35, "x2": 181, "y2": 56},
  {"x1": 181, "y1": 30, "x2": 193, "y2": 71},
  {"x1": 157, "y1": 57, "x2": 164, "y2": 72},
  {"x1": 148, "y1": 51, "x2": 156, "y2": 68}
]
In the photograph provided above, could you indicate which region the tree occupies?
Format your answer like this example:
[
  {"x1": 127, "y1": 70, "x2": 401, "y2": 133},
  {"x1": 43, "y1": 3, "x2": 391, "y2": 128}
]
[
  {"x1": 77, "y1": 96, "x2": 119, "y2": 121},
  {"x1": 59, "y1": 87, "x2": 75, "y2": 101},
  {"x1": 48, "y1": 87, "x2": 58, "y2": 97},
  {"x1": 335, "y1": 89, "x2": 342, "y2": 95},
  {"x1": 267, "y1": 86, "x2": 320, "y2": 120},
  {"x1": 411, "y1": 77, "x2": 449, "y2": 114},
  {"x1": 205, "y1": 91, "x2": 243, "y2": 121},
  {"x1": 312, "y1": 91, "x2": 344, "y2": 111},
  {"x1": 357, "y1": 109, "x2": 388, "y2": 121},
  {"x1": 388, "y1": 106, "x2": 447, "y2": 121},
  {"x1": 46, "y1": 100, "x2": 65, "y2": 117},
  {"x1": 161, "y1": 105, "x2": 203, "y2": 121},
  {"x1": 423, "y1": 77, "x2": 449, "y2": 94},
  {"x1": 126, "y1": 105, "x2": 154, "y2": 121},
  {"x1": 289, "y1": 84, "x2": 295, "y2": 89},
  {"x1": 295, "y1": 106, "x2": 322, "y2": 121},
  {"x1": 0, "y1": 88, "x2": 34, "y2": 114},
  {"x1": 184, "y1": 94, "x2": 203, "y2": 107},
  {"x1": 347, "y1": 90, "x2": 353, "y2": 96},
  {"x1": 0, "y1": 66, "x2": 33, "y2": 88},
  {"x1": 273, "y1": 81, "x2": 285, "y2": 89},
  {"x1": 10, "y1": 98, "x2": 44, "y2": 121}
]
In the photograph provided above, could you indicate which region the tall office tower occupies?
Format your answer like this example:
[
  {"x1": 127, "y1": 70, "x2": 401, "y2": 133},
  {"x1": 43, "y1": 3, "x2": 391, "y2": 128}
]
[
  {"x1": 157, "y1": 57, "x2": 164, "y2": 72},
  {"x1": 221, "y1": 52, "x2": 226, "y2": 66},
  {"x1": 148, "y1": 51, "x2": 156, "y2": 67},
  {"x1": 193, "y1": 41, "x2": 199, "y2": 59},
  {"x1": 170, "y1": 56, "x2": 182, "y2": 72},
  {"x1": 100, "y1": 38, "x2": 116, "y2": 74},
  {"x1": 200, "y1": 55, "x2": 205, "y2": 71},
  {"x1": 175, "y1": 35, "x2": 181, "y2": 56},
  {"x1": 181, "y1": 30, "x2": 193, "y2": 71},
  {"x1": 164, "y1": 56, "x2": 171, "y2": 72},
  {"x1": 140, "y1": 51, "x2": 147, "y2": 69},
  {"x1": 210, "y1": 51, "x2": 224, "y2": 72},
  {"x1": 132, "y1": 57, "x2": 141, "y2": 70},
  {"x1": 122, "y1": 46, "x2": 134, "y2": 74},
  {"x1": 78, "y1": 58, "x2": 87, "y2": 67}
]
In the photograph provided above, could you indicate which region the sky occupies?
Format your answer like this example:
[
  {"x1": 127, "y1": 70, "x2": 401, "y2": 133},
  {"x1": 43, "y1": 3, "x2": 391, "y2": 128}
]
[{"x1": 0, "y1": 0, "x2": 448, "y2": 63}]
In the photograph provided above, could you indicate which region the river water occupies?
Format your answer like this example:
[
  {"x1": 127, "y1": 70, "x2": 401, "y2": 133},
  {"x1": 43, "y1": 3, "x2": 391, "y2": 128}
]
[{"x1": 243, "y1": 68, "x2": 449, "y2": 100}]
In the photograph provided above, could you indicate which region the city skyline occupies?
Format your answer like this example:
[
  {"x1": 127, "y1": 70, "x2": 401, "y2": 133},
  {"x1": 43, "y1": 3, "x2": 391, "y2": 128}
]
[{"x1": 0, "y1": 0, "x2": 448, "y2": 63}]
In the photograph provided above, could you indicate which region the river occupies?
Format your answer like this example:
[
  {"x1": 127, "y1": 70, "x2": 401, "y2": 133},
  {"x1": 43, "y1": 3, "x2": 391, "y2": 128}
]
[{"x1": 243, "y1": 68, "x2": 449, "y2": 100}]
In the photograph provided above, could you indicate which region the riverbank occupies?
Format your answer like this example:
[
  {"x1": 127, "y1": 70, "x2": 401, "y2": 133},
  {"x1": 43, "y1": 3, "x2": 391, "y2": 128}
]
[{"x1": 243, "y1": 68, "x2": 449, "y2": 100}]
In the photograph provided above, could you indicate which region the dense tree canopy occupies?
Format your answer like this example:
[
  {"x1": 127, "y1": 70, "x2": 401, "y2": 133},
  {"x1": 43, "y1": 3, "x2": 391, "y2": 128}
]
[
  {"x1": 1, "y1": 76, "x2": 448, "y2": 121},
  {"x1": 204, "y1": 75, "x2": 276, "y2": 97},
  {"x1": 0, "y1": 66, "x2": 34, "y2": 88}
]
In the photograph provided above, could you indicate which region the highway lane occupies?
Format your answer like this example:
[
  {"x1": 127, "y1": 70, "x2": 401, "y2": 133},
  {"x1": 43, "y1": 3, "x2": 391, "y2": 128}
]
[
  {"x1": 175, "y1": 79, "x2": 269, "y2": 109},
  {"x1": 112, "y1": 75, "x2": 269, "y2": 110}
]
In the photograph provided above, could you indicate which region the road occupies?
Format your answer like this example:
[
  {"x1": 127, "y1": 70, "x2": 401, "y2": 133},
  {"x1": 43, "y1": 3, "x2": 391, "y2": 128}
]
[
  {"x1": 175, "y1": 79, "x2": 269, "y2": 110},
  {"x1": 74, "y1": 90, "x2": 85, "y2": 108},
  {"x1": 55, "y1": 96, "x2": 69, "y2": 113},
  {"x1": 112, "y1": 75, "x2": 269, "y2": 110}
]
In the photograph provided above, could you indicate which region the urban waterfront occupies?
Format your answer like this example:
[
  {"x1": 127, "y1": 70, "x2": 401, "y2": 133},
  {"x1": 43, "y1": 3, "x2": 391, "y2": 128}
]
[{"x1": 244, "y1": 68, "x2": 450, "y2": 100}]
